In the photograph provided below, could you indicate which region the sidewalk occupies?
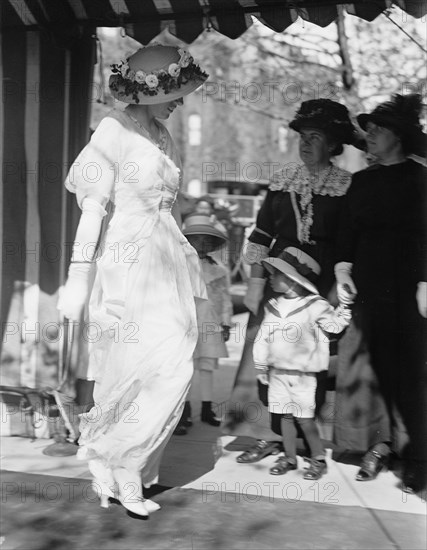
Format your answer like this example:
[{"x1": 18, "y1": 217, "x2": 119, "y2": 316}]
[{"x1": 1, "y1": 313, "x2": 426, "y2": 550}]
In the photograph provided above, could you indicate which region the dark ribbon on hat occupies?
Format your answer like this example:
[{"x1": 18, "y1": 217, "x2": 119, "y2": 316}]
[{"x1": 277, "y1": 250, "x2": 319, "y2": 283}]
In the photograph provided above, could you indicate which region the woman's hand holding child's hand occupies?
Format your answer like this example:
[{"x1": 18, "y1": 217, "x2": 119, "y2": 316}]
[{"x1": 335, "y1": 262, "x2": 357, "y2": 305}]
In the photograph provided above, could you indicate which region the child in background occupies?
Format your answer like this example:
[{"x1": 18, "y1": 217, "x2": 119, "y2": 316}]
[
  {"x1": 175, "y1": 214, "x2": 233, "y2": 435},
  {"x1": 253, "y1": 247, "x2": 351, "y2": 479}
]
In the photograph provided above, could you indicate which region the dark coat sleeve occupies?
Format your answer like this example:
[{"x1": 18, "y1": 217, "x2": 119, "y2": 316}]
[
  {"x1": 248, "y1": 189, "x2": 276, "y2": 248},
  {"x1": 335, "y1": 173, "x2": 361, "y2": 264}
]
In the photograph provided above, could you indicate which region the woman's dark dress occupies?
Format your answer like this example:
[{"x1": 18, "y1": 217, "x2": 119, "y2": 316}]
[
  {"x1": 223, "y1": 164, "x2": 351, "y2": 439},
  {"x1": 334, "y1": 160, "x2": 427, "y2": 464}
]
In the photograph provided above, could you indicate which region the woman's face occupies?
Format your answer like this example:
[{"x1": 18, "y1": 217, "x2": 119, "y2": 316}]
[
  {"x1": 365, "y1": 122, "x2": 402, "y2": 159},
  {"x1": 149, "y1": 97, "x2": 184, "y2": 120},
  {"x1": 299, "y1": 128, "x2": 333, "y2": 167}
]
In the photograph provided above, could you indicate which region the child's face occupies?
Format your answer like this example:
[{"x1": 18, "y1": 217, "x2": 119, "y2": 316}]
[
  {"x1": 194, "y1": 201, "x2": 213, "y2": 216},
  {"x1": 187, "y1": 234, "x2": 218, "y2": 257},
  {"x1": 269, "y1": 271, "x2": 298, "y2": 295}
]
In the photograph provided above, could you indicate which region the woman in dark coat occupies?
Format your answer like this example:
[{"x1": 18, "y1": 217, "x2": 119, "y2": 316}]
[
  {"x1": 334, "y1": 93, "x2": 427, "y2": 494},
  {"x1": 223, "y1": 99, "x2": 360, "y2": 461}
]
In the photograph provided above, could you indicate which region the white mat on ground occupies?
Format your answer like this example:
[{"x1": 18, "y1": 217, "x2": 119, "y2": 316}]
[
  {"x1": 0, "y1": 436, "x2": 90, "y2": 480},
  {"x1": 183, "y1": 436, "x2": 427, "y2": 515}
]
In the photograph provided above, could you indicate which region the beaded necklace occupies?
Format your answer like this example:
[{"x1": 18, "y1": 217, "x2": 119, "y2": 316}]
[{"x1": 126, "y1": 112, "x2": 168, "y2": 154}]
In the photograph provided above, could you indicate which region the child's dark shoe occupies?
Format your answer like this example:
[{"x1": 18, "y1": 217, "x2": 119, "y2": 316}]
[
  {"x1": 182, "y1": 401, "x2": 193, "y2": 427},
  {"x1": 201, "y1": 401, "x2": 221, "y2": 427},
  {"x1": 173, "y1": 423, "x2": 187, "y2": 436},
  {"x1": 174, "y1": 401, "x2": 192, "y2": 435},
  {"x1": 269, "y1": 456, "x2": 297, "y2": 476},
  {"x1": 236, "y1": 440, "x2": 281, "y2": 464},
  {"x1": 303, "y1": 458, "x2": 327, "y2": 480}
]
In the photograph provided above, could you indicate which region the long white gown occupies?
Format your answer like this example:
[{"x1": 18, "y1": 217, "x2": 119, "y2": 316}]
[{"x1": 65, "y1": 109, "x2": 206, "y2": 487}]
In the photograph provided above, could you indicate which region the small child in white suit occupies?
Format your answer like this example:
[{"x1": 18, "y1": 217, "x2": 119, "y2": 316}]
[{"x1": 253, "y1": 247, "x2": 351, "y2": 480}]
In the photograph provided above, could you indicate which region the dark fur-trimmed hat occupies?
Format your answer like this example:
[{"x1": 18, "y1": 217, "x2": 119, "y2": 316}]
[
  {"x1": 357, "y1": 93, "x2": 426, "y2": 158},
  {"x1": 289, "y1": 99, "x2": 359, "y2": 147}
]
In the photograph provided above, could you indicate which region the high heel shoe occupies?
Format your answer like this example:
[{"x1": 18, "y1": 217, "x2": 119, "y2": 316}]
[
  {"x1": 88, "y1": 459, "x2": 116, "y2": 509},
  {"x1": 112, "y1": 468, "x2": 161, "y2": 518},
  {"x1": 91, "y1": 479, "x2": 116, "y2": 509}
]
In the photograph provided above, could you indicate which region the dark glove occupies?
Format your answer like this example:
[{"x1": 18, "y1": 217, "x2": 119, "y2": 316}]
[{"x1": 222, "y1": 325, "x2": 231, "y2": 342}]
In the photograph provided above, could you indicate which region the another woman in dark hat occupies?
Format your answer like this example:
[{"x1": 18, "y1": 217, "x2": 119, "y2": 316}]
[
  {"x1": 334, "y1": 93, "x2": 427, "y2": 494},
  {"x1": 223, "y1": 99, "x2": 360, "y2": 462}
]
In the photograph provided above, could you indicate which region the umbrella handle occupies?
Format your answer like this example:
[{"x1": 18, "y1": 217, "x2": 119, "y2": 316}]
[{"x1": 58, "y1": 317, "x2": 74, "y2": 391}]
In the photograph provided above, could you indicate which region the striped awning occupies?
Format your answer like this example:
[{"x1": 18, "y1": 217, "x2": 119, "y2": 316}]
[{"x1": 2, "y1": 1, "x2": 426, "y2": 44}]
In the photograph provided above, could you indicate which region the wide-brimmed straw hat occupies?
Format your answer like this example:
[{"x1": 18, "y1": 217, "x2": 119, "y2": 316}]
[
  {"x1": 262, "y1": 247, "x2": 320, "y2": 295},
  {"x1": 183, "y1": 214, "x2": 228, "y2": 251},
  {"x1": 109, "y1": 44, "x2": 209, "y2": 105},
  {"x1": 289, "y1": 99, "x2": 361, "y2": 149},
  {"x1": 357, "y1": 93, "x2": 426, "y2": 158}
]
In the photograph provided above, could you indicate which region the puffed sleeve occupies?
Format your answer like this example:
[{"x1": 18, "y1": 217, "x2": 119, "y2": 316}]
[{"x1": 65, "y1": 116, "x2": 120, "y2": 208}]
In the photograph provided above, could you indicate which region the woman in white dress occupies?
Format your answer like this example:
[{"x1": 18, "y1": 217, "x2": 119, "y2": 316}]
[{"x1": 58, "y1": 44, "x2": 208, "y2": 518}]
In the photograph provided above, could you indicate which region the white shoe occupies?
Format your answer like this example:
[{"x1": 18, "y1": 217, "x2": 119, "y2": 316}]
[
  {"x1": 144, "y1": 499, "x2": 161, "y2": 513},
  {"x1": 88, "y1": 460, "x2": 116, "y2": 509},
  {"x1": 91, "y1": 480, "x2": 115, "y2": 509},
  {"x1": 112, "y1": 468, "x2": 152, "y2": 518}
]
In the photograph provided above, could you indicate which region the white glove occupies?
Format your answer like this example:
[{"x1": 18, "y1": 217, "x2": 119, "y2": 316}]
[
  {"x1": 57, "y1": 198, "x2": 106, "y2": 321},
  {"x1": 243, "y1": 278, "x2": 266, "y2": 315},
  {"x1": 57, "y1": 267, "x2": 91, "y2": 322},
  {"x1": 334, "y1": 262, "x2": 357, "y2": 305},
  {"x1": 416, "y1": 281, "x2": 427, "y2": 318}
]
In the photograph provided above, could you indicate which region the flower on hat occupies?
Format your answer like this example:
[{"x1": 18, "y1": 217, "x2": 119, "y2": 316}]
[
  {"x1": 109, "y1": 45, "x2": 209, "y2": 103},
  {"x1": 145, "y1": 74, "x2": 159, "y2": 89},
  {"x1": 168, "y1": 63, "x2": 181, "y2": 78},
  {"x1": 178, "y1": 49, "x2": 192, "y2": 68},
  {"x1": 120, "y1": 62, "x2": 130, "y2": 78},
  {"x1": 135, "y1": 70, "x2": 146, "y2": 84}
]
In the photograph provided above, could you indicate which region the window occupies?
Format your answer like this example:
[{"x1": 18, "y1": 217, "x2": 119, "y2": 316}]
[
  {"x1": 278, "y1": 126, "x2": 288, "y2": 153},
  {"x1": 187, "y1": 179, "x2": 202, "y2": 196},
  {"x1": 188, "y1": 114, "x2": 201, "y2": 146}
]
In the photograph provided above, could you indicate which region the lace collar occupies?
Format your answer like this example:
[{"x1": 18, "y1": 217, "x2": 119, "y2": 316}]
[{"x1": 269, "y1": 163, "x2": 351, "y2": 197}]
